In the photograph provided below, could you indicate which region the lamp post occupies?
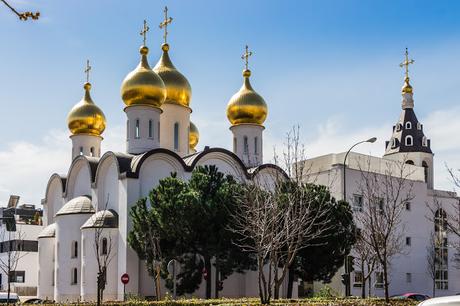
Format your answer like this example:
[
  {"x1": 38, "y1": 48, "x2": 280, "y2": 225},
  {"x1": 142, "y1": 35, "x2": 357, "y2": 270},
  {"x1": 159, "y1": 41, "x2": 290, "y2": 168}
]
[
  {"x1": 342, "y1": 137, "x2": 377, "y2": 202},
  {"x1": 342, "y1": 137, "x2": 376, "y2": 297}
]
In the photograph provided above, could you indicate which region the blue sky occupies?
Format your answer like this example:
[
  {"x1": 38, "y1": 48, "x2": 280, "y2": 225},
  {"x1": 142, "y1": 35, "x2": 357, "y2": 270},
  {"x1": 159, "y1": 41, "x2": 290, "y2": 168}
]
[{"x1": 1, "y1": 0, "x2": 460, "y2": 204}]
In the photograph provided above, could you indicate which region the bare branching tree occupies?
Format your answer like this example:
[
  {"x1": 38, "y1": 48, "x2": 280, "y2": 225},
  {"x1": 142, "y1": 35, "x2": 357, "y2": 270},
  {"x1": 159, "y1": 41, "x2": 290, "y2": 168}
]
[
  {"x1": 0, "y1": 0, "x2": 39, "y2": 20},
  {"x1": 0, "y1": 227, "x2": 26, "y2": 305},
  {"x1": 92, "y1": 201, "x2": 116, "y2": 306},
  {"x1": 231, "y1": 126, "x2": 335, "y2": 303},
  {"x1": 426, "y1": 232, "x2": 438, "y2": 297},
  {"x1": 356, "y1": 156, "x2": 414, "y2": 302},
  {"x1": 353, "y1": 231, "x2": 377, "y2": 298}
]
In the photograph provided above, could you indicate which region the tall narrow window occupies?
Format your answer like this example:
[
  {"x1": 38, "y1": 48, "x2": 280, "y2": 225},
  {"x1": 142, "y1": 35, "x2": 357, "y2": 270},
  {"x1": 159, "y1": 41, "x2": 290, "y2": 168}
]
[
  {"x1": 90, "y1": 147, "x2": 95, "y2": 157},
  {"x1": 254, "y1": 137, "x2": 258, "y2": 155},
  {"x1": 422, "y1": 161, "x2": 429, "y2": 183},
  {"x1": 158, "y1": 122, "x2": 161, "y2": 141},
  {"x1": 233, "y1": 137, "x2": 237, "y2": 152},
  {"x1": 135, "y1": 119, "x2": 140, "y2": 139},
  {"x1": 435, "y1": 209, "x2": 448, "y2": 290},
  {"x1": 71, "y1": 241, "x2": 78, "y2": 258},
  {"x1": 405, "y1": 121, "x2": 412, "y2": 129},
  {"x1": 71, "y1": 268, "x2": 78, "y2": 285},
  {"x1": 79, "y1": 147, "x2": 84, "y2": 155},
  {"x1": 102, "y1": 238, "x2": 108, "y2": 255},
  {"x1": 174, "y1": 123, "x2": 179, "y2": 151},
  {"x1": 243, "y1": 136, "x2": 249, "y2": 154},
  {"x1": 126, "y1": 120, "x2": 129, "y2": 140},
  {"x1": 148, "y1": 120, "x2": 153, "y2": 138}
]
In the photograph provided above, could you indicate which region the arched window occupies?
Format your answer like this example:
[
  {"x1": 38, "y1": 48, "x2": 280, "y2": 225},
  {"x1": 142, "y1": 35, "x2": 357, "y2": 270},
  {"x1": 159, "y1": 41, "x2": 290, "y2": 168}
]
[
  {"x1": 126, "y1": 120, "x2": 129, "y2": 140},
  {"x1": 71, "y1": 241, "x2": 78, "y2": 258},
  {"x1": 405, "y1": 121, "x2": 412, "y2": 129},
  {"x1": 174, "y1": 123, "x2": 179, "y2": 151},
  {"x1": 434, "y1": 209, "x2": 448, "y2": 290},
  {"x1": 79, "y1": 147, "x2": 84, "y2": 155},
  {"x1": 135, "y1": 119, "x2": 140, "y2": 139},
  {"x1": 233, "y1": 137, "x2": 237, "y2": 153},
  {"x1": 243, "y1": 136, "x2": 249, "y2": 154},
  {"x1": 148, "y1": 120, "x2": 153, "y2": 138},
  {"x1": 396, "y1": 123, "x2": 402, "y2": 132},
  {"x1": 405, "y1": 135, "x2": 413, "y2": 146},
  {"x1": 422, "y1": 161, "x2": 429, "y2": 183},
  {"x1": 102, "y1": 238, "x2": 108, "y2": 255},
  {"x1": 417, "y1": 122, "x2": 422, "y2": 130},
  {"x1": 71, "y1": 267, "x2": 78, "y2": 285},
  {"x1": 90, "y1": 147, "x2": 95, "y2": 157},
  {"x1": 254, "y1": 137, "x2": 258, "y2": 155},
  {"x1": 405, "y1": 160, "x2": 414, "y2": 165},
  {"x1": 390, "y1": 138, "x2": 397, "y2": 149}
]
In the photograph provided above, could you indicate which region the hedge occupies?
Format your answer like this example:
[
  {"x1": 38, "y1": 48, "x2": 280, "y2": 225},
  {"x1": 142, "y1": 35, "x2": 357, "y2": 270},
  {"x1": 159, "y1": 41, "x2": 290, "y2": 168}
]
[{"x1": 17, "y1": 298, "x2": 420, "y2": 306}]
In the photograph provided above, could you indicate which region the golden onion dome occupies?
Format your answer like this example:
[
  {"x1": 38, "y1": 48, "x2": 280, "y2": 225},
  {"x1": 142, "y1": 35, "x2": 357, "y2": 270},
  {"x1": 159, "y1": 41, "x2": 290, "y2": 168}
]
[
  {"x1": 121, "y1": 46, "x2": 166, "y2": 108},
  {"x1": 402, "y1": 76, "x2": 413, "y2": 94},
  {"x1": 67, "y1": 82, "x2": 106, "y2": 136},
  {"x1": 226, "y1": 69, "x2": 267, "y2": 126},
  {"x1": 189, "y1": 121, "x2": 199, "y2": 150},
  {"x1": 153, "y1": 43, "x2": 192, "y2": 108}
]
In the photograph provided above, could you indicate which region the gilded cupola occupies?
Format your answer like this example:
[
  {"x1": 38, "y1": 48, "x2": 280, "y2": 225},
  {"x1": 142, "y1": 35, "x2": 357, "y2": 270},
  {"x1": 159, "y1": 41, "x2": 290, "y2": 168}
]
[
  {"x1": 189, "y1": 121, "x2": 199, "y2": 151},
  {"x1": 121, "y1": 21, "x2": 166, "y2": 109},
  {"x1": 67, "y1": 81, "x2": 106, "y2": 136},
  {"x1": 153, "y1": 7, "x2": 191, "y2": 108},
  {"x1": 227, "y1": 45, "x2": 267, "y2": 126},
  {"x1": 400, "y1": 48, "x2": 414, "y2": 95}
]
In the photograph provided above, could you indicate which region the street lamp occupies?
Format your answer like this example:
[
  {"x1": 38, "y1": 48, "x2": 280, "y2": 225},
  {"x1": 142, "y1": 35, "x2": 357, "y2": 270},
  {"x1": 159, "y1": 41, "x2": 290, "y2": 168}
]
[
  {"x1": 342, "y1": 137, "x2": 376, "y2": 297},
  {"x1": 342, "y1": 137, "x2": 377, "y2": 202}
]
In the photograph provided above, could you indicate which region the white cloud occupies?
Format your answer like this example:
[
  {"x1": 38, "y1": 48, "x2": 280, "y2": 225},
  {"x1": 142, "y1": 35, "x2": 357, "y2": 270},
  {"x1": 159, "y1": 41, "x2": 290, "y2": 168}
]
[{"x1": 0, "y1": 106, "x2": 458, "y2": 207}]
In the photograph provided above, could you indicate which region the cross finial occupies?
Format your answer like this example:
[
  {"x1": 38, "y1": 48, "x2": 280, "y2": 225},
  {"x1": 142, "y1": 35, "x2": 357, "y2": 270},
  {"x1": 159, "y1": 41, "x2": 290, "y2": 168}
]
[
  {"x1": 399, "y1": 48, "x2": 414, "y2": 79},
  {"x1": 140, "y1": 19, "x2": 150, "y2": 46},
  {"x1": 159, "y1": 6, "x2": 173, "y2": 44},
  {"x1": 241, "y1": 45, "x2": 253, "y2": 70},
  {"x1": 84, "y1": 60, "x2": 91, "y2": 83}
]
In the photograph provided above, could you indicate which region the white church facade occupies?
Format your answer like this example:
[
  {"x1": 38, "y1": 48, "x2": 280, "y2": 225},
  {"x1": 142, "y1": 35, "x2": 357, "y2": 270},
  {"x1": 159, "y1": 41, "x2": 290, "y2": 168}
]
[{"x1": 37, "y1": 15, "x2": 287, "y2": 302}]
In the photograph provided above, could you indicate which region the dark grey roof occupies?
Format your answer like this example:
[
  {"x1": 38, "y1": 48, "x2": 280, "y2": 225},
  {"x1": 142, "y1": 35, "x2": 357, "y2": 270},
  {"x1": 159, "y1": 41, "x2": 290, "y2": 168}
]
[
  {"x1": 38, "y1": 223, "x2": 56, "y2": 239},
  {"x1": 81, "y1": 209, "x2": 119, "y2": 229},
  {"x1": 384, "y1": 108, "x2": 432, "y2": 156},
  {"x1": 55, "y1": 196, "x2": 95, "y2": 216}
]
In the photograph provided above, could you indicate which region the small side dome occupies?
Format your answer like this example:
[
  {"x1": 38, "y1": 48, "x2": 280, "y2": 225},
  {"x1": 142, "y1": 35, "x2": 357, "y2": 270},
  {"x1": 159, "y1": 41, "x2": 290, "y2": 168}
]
[
  {"x1": 121, "y1": 46, "x2": 166, "y2": 108},
  {"x1": 153, "y1": 44, "x2": 192, "y2": 108},
  {"x1": 38, "y1": 223, "x2": 56, "y2": 239},
  {"x1": 189, "y1": 121, "x2": 199, "y2": 151},
  {"x1": 227, "y1": 69, "x2": 267, "y2": 126},
  {"x1": 56, "y1": 196, "x2": 95, "y2": 216},
  {"x1": 67, "y1": 82, "x2": 106, "y2": 136},
  {"x1": 81, "y1": 209, "x2": 118, "y2": 229}
]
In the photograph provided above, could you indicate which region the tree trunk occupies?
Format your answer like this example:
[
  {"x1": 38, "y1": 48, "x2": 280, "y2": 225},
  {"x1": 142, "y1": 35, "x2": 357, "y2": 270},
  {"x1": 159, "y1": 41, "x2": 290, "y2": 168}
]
[
  {"x1": 382, "y1": 260, "x2": 389, "y2": 302},
  {"x1": 433, "y1": 280, "x2": 435, "y2": 297},
  {"x1": 360, "y1": 259, "x2": 365, "y2": 298},
  {"x1": 214, "y1": 264, "x2": 219, "y2": 299},
  {"x1": 286, "y1": 266, "x2": 295, "y2": 298},
  {"x1": 204, "y1": 256, "x2": 212, "y2": 299},
  {"x1": 368, "y1": 273, "x2": 371, "y2": 297},
  {"x1": 273, "y1": 261, "x2": 279, "y2": 299}
]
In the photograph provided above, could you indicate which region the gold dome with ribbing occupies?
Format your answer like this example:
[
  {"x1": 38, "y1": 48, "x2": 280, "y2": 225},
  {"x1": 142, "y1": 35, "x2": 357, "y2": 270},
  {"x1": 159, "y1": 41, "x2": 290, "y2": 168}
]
[
  {"x1": 153, "y1": 43, "x2": 191, "y2": 108},
  {"x1": 226, "y1": 69, "x2": 267, "y2": 126},
  {"x1": 121, "y1": 46, "x2": 166, "y2": 108},
  {"x1": 67, "y1": 82, "x2": 106, "y2": 136},
  {"x1": 189, "y1": 121, "x2": 199, "y2": 150}
]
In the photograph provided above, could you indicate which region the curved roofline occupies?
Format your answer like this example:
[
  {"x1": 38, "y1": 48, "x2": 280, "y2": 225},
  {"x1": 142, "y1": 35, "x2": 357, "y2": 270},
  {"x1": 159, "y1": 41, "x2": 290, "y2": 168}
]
[
  {"x1": 81, "y1": 209, "x2": 119, "y2": 229},
  {"x1": 44, "y1": 173, "x2": 66, "y2": 202},
  {"x1": 129, "y1": 146, "x2": 288, "y2": 180},
  {"x1": 94, "y1": 151, "x2": 133, "y2": 187},
  {"x1": 64, "y1": 155, "x2": 99, "y2": 198}
]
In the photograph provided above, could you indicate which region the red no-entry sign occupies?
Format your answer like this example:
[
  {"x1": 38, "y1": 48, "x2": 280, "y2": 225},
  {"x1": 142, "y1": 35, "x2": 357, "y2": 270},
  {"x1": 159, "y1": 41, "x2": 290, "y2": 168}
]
[{"x1": 121, "y1": 273, "x2": 130, "y2": 285}]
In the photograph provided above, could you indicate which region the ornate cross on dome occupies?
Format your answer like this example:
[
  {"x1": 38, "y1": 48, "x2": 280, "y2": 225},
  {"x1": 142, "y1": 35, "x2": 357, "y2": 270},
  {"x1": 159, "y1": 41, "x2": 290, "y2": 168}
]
[
  {"x1": 159, "y1": 6, "x2": 173, "y2": 44},
  {"x1": 241, "y1": 45, "x2": 253, "y2": 70},
  {"x1": 84, "y1": 60, "x2": 91, "y2": 83},
  {"x1": 140, "y1": 19, "x2": 150, "y2": 46},
  {"x1": 399, "y1": 48, "x2": 414, "y2": 79}
]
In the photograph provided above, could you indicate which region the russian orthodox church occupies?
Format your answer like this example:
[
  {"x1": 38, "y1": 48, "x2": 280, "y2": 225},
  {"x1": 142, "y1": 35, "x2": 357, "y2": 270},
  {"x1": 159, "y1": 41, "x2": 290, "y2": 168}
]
[{"x1": 37, "y1": 12, "x2": 285, "y2": 302}]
